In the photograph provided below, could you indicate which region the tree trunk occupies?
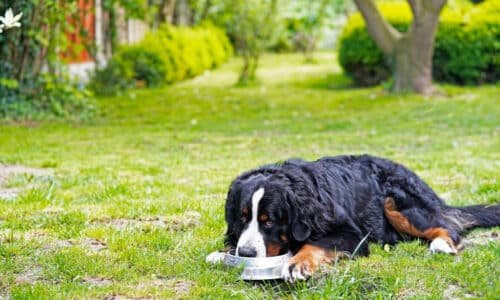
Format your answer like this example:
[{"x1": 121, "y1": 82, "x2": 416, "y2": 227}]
[
  {"x1": 174, "y1": 0, "x2": 192, "y2": 26},
  {"x1": 353, "y1": 0, "x2": 446, "y2": 94},
  {"x1": 200, "y1": 0, "x2": 212, "y2": 21},
  {"x1": 238, "y1": 53, "x2": 258, "y2": 85},
  {"x1": 155, "y1": 0, "x2": 175, "y2": 27}
]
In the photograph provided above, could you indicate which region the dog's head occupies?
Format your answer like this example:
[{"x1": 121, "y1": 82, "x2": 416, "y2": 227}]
[{"x1": 224, "y1": 171, "x2": 323, "y2": 257}]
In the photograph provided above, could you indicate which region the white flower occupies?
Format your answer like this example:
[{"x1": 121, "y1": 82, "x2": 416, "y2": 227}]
[{"x1": 0, "y1": 8, "x2": 23, "y2": 30}]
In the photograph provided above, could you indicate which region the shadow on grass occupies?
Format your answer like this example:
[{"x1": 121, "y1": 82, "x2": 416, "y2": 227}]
[{"x1": 283, "y1": 72, "x2": 361, "y2": 91}]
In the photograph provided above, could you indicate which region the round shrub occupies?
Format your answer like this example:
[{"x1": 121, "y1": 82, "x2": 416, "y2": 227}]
[
  {"x1": 202, "y1": 29, "x2": 227, "y2": 68},
  {"x1": 434, "y1": 1, "x2": 500, "y2": 84},
  {"x1": 119, "y1": 44, "x2": 167, "y2": 87},
  {"x1": 176, "y1": 27, "x2": 211, "y2": 77},
  {"x1": 154, "y1": 25, "x2": 186, "y2": 82},
  {"x1": 90, "y1": 24, "x2": 233, "y2": 95},
  {"x1": 200, "y1": 21, "x2": 234, "y2": 62},
  {"x1": 338, "y1": 1, "x2": 499, "y2": 86}
]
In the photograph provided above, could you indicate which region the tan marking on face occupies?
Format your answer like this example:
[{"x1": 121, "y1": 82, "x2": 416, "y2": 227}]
[
  {"x1": 280, "y1": 234, "x2": 288, "y2": 242},
  {"x1": 242, "y1": 207, "x2": 249, "y2": 215},
  {"x1": 259, "y1": 214, "x2": 268, "y2": 222},
  {"x1": 266, "y1": 243, "x2": 282, "y2": 257}
]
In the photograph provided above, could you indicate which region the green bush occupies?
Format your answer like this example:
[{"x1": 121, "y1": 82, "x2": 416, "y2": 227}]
[
  {"x1": 91, "y1": 23, "x2": 233, "y2": 95},
  {"x1": 88, "y1": 56, "x2": 135, "y2": 96},
  {"x1": 1, "y1": 73, "x2": 95, "y2": 120},
  {"x1": 119, "y1": 45, "x2": 167, "y2": 87},
  {"x1": 338, "y1": 1, "x2": 499, "y2": 86},
  {"x1": 1, "y1": 0, "x2": 95, "y2": 120}
]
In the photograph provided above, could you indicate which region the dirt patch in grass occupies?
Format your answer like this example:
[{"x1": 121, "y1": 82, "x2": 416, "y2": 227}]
[
  {"x1": 443, "y1": 284, "x2": 477, "y2": 299},
  {"x1": 463, "y1": 229, "x2": 499, "y2": 248},
  {"x1": 396, "y1": 287, "x2": 427, "y2": 299},
  {"x1": 102, "y1": 278, "x2": 195, "y2": 299},
  {"x1": 136, "y1": 278, "x2": 195, "y2": 292},
  {"x1": 0, "y1": 164, "x2": 50, "y2": 181},
  {"x1": 0, "y1": 187, "x2": 23, "y2": 200},
  {"x1": 103, "y1": 295, "x2": 147, "y2": 300},
  {"x1": 40, "y1": 237, "x2": 109, "y2": 254},
  {"x1": 136, "y1": 278, "x2": 195, "y2": 297},
  {"x1": 14, "y1": 267, "x2": 44, "y2": 285},
  {"x1": 0, "y1": 164, "x2": 52, "y2": 199},
  {"x1": 81, "y1": 276, "x2": 113, "y2": 287},
  {"x1": 0, "y1": 229, "x2": 51, "y2": 243},
  {"x1": 94, "y1": 211, "x2": 201, "y2": 232},
  {"x1": 172, "y1": 279, "x2": 195, "y2": 296},
  {"x1": 81, "y1": 238, "x2": 108, "y2": 252}
]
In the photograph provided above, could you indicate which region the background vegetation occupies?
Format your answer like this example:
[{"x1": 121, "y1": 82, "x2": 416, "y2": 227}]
[
  {"x1": 0, "y1": 53, "x2": 499, "y2": 298},
  {"x1": 339, "y1": 1, "x2": 499, "y2": 86},
  {"x1": 90, "y1": 23, "x2": 233, "y2": 95},
  {"x1": 1, "y1": 0, "x2": 499, "y2": 297},
  {"x1": 0, "y1": 0, "x2": 95, "y2": 120}
]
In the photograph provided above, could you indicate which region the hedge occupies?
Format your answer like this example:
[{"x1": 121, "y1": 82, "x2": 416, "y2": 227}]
[
  {"x1": 90, "y1": 23, "x2": 233, "y2": 95},
  {"x1": 338, "y1": 1, "x2": 499, "y2": 86}
]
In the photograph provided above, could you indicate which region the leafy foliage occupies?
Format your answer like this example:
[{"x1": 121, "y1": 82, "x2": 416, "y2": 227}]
[
  {"x1": 0, "y1": 0, "x2": 94, "y2": 120},
  {"x1": 90, "y1": 23, "x2": 233, "y2": 95},
  {"x1": 197, "y1": 0, "x2": 281, "y2": 84},
  {"x1": 0, "y1": 53, "x2": 499, "y2": 298},
  {"x1": 282, "y1": 0, "x2": 344, "y2": 60},
  {"x1": 338, "y1": 1, "x2": 499, "y2": 86}
]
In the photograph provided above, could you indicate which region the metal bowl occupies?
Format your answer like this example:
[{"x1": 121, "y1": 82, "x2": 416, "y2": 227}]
[{"x1": 206, "y1": 250, "x2": 292, "y2": 280}]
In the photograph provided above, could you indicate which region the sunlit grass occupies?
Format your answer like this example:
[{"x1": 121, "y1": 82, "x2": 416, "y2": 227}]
[{"x1": 0, "y1": 52, "x2": 499, "y2": 298}]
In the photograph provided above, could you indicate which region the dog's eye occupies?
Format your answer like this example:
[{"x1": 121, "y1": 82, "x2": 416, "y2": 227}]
[
  {"x1": 264, "y1": 220, "x2": 273, "y2": 228},
  {"x1": 240, "y1": 216, "x2": 247, "y2": 223}
]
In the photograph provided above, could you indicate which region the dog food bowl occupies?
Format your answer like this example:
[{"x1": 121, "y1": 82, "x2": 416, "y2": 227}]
[{"x1": 206, "y1": 250, "x2": 292, "y2": 280}]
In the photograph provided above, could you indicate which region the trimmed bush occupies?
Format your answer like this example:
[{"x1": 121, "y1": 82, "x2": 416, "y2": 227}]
[
  {"x1": 119, "y1": 45, "x2": 167, "y2": 87},
  {"x1": 338, "y1": 1, "x2": 499, "y2": 86},
  {"x1": 91, "y1": 23, "x2": 233, "y2": 95}
]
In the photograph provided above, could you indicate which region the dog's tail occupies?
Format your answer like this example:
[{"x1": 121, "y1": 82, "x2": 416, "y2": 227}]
[{"x1": 443, "y1": 204, "x2": 500, "y2": 232}]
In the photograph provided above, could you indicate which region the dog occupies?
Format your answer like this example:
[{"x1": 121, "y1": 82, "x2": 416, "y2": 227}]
[{"x1": 211, "y1": 154, "x2": 500, "y2": 282}]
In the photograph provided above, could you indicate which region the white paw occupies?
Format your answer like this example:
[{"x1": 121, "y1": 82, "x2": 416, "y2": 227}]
[
  {"x1": 206, "y1": 251, "x2": 226, "y2": 263},
  {"x1": 429, "y1": 238, "x2": 457, "y2": 254},
  {"x1": 281, "y1": 261, "x2": 311, "y2": 283}
]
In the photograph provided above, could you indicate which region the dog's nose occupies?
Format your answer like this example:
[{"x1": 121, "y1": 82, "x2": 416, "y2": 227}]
[{"x1": 237, "y1": 246, "x2": 257, "y2": 257}]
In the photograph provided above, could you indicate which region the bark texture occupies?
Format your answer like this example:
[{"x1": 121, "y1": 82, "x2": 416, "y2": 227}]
[{"x1": 353, "y1": 0, "x2": 447, "y2": 94}]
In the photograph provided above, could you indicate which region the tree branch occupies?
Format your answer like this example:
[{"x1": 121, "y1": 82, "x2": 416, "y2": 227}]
[
  {"x1": 408, "y1": 0, "x2": 419, "y2": 17},
  {"x1": 353, "y1": 0, "x2": 401, "y2": 56}
]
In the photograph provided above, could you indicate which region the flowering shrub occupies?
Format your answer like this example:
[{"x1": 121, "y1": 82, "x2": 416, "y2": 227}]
[
  {"x1": 0, "y1": 8, "x2": 22, "y2": 33},
  {"x1": 0, "y1": 1, "x2": 94, "y2": 120}
]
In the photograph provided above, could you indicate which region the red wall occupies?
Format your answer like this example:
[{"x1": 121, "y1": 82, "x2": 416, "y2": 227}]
[{"x1": 61, "y1": 0, "x2": 95, "y2": 63}]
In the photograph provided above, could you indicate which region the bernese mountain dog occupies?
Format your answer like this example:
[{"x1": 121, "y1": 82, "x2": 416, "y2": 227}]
[{"x1": 210, "y1": 154, "x2": 500, "y2": 282}]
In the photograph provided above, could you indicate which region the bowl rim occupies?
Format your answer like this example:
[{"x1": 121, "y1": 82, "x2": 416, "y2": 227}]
[{"x1": 222, "y1": 251, "x2": 293, "y2": 268}]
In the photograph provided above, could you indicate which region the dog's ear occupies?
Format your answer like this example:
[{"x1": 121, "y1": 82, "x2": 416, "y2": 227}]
[
  {"x1": 224, "y1": 180, "x2": 241, "y2": 248},
  {"x1": 292, "y1": 219, "x2": 311, "y2": 242},
  {"x1": 285, "y1": 189, "x2": 312, "y2": 242}
]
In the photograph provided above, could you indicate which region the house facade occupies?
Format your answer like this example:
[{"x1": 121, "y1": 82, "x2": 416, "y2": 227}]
[{"x1": 66, "y1": 0, "x2": 148, "y2": 82}]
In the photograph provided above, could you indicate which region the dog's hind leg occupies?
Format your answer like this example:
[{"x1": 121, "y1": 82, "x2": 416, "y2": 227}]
[{"x1": 384, "y1": 197, "x2": 461, "y2": 254}]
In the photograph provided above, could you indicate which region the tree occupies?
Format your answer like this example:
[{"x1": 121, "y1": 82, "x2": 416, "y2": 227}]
[
  {"x1": 353, "y1": 0, "x2": 447, "y2": 94},
  {"x1": 287, "y1": 0, "x2": 343, "y2": 62},
  {"x1": 233, "y1": 0, "x2": 278, "y2": 85}
]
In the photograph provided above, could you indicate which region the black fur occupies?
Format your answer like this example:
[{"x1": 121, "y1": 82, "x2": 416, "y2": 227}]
[{"x1": 224, "y1": 154, "x2": 500, "y2": 256}]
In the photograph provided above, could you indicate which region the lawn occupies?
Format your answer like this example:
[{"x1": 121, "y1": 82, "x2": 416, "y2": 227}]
[{"x1": 0, "y1": 53, "x2": 499, "y2": 299}]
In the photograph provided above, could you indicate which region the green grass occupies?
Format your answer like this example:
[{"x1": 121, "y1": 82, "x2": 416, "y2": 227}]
[{"x1": 0, "y1": 52, "x2": 499, "y2": 299}]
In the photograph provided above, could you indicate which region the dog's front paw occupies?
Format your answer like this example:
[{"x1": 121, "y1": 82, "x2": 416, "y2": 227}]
[
  {"x1": 206, "y1": 251, "x2": 227, "y2": 263},
  {"x1": 281, "y1": 245, "x2": 330, "y2": 283},
  {"x1": 281, "y1": 258, "x2": 314, "y2": 282}
]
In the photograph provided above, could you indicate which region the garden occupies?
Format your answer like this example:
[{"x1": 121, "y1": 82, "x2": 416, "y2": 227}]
[{"x1": 0, "y1": 0, "x2": 499, "y2": 298}]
